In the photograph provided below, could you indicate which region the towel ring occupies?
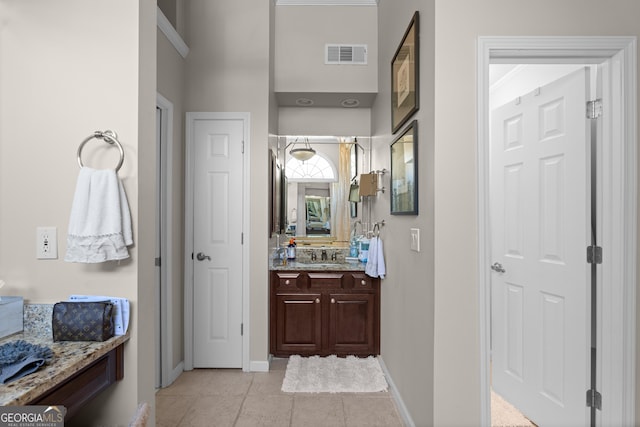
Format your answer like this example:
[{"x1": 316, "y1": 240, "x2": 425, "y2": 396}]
[
  {"x1": 372, "y1": 220, "x2": 385, "y2": 237},
  {"x1": 77, "y1": 130, "x2": 124, "y2": 172}
]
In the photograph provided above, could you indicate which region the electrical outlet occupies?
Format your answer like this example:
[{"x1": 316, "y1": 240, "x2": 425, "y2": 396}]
[
  {"x1": 410, "y1": 228, "x2": 420, "y2": 252},
  {"x1": 36, "y1": 227, "x2": 58, "y2": 259}
]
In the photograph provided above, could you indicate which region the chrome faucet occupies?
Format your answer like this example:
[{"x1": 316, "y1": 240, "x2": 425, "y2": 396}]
[
  {"x1": 311, "y1": 252, "x2": 317, "y2": 261},
  {"x1": 331, "y1": 252, "x2": 337, "y2": 261},
  {"x1": 321, "y1": 249, "x2": 328, "y2": 261}
]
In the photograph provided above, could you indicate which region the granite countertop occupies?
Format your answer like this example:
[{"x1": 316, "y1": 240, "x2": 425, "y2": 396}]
[
  {"x1": 0, "y1": 304, "x2": 130, "y2": 406},
  {"x1": 270, "y1": 260, "x2": 367, "y2": 271}
]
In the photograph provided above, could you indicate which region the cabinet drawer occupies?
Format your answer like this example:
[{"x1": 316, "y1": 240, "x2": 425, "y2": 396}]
[
  {"x1": 308, "y1": 272, "x2": 346, "y2": 290},
  {"x1": 274, "y1": 272, "x2": 303, "y2": 291},
  {"x1": 351, "y1": 273, "x2": 373, "y2": 290}
]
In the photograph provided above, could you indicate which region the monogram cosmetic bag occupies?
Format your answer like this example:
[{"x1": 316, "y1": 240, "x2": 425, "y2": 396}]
[{"x1": 52, "y1": 301, "x2": 114, "y2": 342}]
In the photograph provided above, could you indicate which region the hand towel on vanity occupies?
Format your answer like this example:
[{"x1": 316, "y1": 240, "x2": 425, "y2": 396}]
[
  {"x1": 365, "y1": 236, "x2": 386, "y2": 279},
  {"x1": 0, "y1": 340, "x2": 53, "y2": 384},
  {"x1": 64, "y1": 167, "x2": 133, "y2": 263}
]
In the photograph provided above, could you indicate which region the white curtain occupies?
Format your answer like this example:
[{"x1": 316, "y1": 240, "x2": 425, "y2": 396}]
[{"x1": 331, "y1": 142, "x2": 352, "y2": 243}]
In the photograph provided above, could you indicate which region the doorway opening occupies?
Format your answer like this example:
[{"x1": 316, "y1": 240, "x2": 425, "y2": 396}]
[{"x1": 477, "y1": 37, "x2": 637, "y2": 426}]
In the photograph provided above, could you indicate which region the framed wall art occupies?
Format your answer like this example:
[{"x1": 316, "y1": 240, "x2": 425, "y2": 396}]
[
  {"x1": 390, "y1": 120, "x2": 418, "y2": 215},
  {"x1": 391, "y1": 11, "x2": 419, "y2": 134}
]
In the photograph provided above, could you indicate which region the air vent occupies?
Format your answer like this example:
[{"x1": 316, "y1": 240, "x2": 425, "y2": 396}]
[{"x1": 325, "y1": 44, "x2": 367, "y2": 65}]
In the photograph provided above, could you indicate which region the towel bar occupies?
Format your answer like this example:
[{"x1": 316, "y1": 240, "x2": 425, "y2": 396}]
[{"x1": 77, "y1": 130, "x2": 124, "y2": 172}]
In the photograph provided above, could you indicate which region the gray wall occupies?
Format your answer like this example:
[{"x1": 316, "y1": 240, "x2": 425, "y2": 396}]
[
  {"x1": 372, "y1": 2, "x2": 435, "y2": 426},
  {"x1": 184, "y1": 0, "x2": 274, "y2": 364},
  {"x1": 274, "y1": 5, "x2": 377, "y2": 94},
  {"x1": 0, "y1": 1, "x2": 157, "y2": 425},
  {"x1": 432, "y1": 1, "x2": 640, "y2": 425}
]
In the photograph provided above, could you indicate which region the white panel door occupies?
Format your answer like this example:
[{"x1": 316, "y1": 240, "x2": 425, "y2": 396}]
[
  {"x1": 192, "y1": 118, "x2": 244, "y2": 368},
  {"x1": 491, "y1": 68, "x2": 591, "y2": 426}
]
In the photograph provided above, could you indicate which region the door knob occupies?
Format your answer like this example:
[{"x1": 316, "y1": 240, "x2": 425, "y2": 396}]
[
  {"x1": 491, "y1": 262, "x2": 506, "y2": 273},
  {"x1": 196, "y1": 252, "x2": 211, "y2": 261}
]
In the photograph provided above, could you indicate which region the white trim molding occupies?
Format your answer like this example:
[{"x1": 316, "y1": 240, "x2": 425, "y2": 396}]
[
  {"x1": 250, "y1": 360, "x2": 270, "y2": 373},
  {"x1": 157, "y1": 6, "x2": 189, "y2": 58},
  {"x1": 170, "y1": 361, "x2": 184, "y2": 385},
  {"x1": 377, "y1": 356, "x2": 415, "y2": 427},
  {"x1": 156, "y1": 93, "x2": 176, "y2": 387},
  {"x1": 477, "y1": 36, "x2": 637, "y2": 427}
]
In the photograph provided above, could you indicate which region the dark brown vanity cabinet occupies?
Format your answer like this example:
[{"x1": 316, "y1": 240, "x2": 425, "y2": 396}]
[{"x1": 270, "y1": 270, "x2": 380, "y2": 357}]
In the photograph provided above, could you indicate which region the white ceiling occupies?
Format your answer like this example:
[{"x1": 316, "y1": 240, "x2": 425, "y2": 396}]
[{"x1": 275, "y1": 0, "x2": 378, "y2": 5}]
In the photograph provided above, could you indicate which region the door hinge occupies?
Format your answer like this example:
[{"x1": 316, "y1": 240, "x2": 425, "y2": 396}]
[
  {"x1": 586, "y1": 99, "x2": 603, "y2": 119},
  {"x1": 241, "y1": 232, "x2": 244, "y2": 244},
  {"x1": 241, "y1": 140, "x2": 245, "y2": 153},
  {"x1": 241, "y1": 323, "x2": 244, "y2": 336},
  {"x1": 586, "y1": 389, "x2": 602, "y2": 410},
  {"x1": 155, "y1": 257, "x2": 161, "y2": 267},
  {"x1": 587, "y1": 245, "x2": 603, "y2": 264}
]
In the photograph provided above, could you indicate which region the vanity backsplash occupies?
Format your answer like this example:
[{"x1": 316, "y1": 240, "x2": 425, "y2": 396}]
[
  {"x1": 0, "y1": 297, "x2": 23, "y2": 339},
  {"x1": 23, "y1": 304, "x2": 53, "y2": 337},
  {"x1": 289, "y1": 247, "x2": 349, "y2": 263}
]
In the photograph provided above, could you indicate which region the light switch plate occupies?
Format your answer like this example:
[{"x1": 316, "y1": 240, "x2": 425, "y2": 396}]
[{"x1": 410, "y1": 228, "x2": 420, "y2": 252}]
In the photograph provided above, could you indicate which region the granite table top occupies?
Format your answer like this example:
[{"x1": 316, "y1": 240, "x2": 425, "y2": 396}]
[
  {"x1": 0, "y1": 304, "x2": 129, "y2": 407},
  {"x1": 270, "y1": 260, "x2": 367, "y2": 271}
]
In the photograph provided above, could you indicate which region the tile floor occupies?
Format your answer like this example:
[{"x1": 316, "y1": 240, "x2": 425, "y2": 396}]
[{"x1": 156, "y1": 358, "x2": 405, "y2": 426}]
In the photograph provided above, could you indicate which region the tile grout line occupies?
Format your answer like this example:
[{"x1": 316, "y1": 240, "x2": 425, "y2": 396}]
[
  {"x1": 289, "y1": 393, "x2": 295, "y2": 427},
  {"x1": 231, "y1": 373, "x2": 254, "y2": 426},
  {"x1": 341, "y1": 395, "x2": 348, "y2": 427}
]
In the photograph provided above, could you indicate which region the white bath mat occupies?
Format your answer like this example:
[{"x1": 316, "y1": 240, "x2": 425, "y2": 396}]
[{"x1": 281, "y1": 355, "x2": 388, "y2": 393}]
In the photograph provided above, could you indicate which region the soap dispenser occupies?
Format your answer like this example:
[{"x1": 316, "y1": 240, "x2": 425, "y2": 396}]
[
  {"x1": 349, "y1": 235, "x2": 359, "y2": 258},
  {"x1": 358, "y1": 236, "x2": 370, "y2": 263}
]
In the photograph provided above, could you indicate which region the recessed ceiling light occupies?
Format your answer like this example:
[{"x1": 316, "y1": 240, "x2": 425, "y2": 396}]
[
  {"x1": 296, "y1": 97, "x2": 314, "y2": 106},
  {"x1": 341, "y1": 98, "x2": 360, "y2": 108}
]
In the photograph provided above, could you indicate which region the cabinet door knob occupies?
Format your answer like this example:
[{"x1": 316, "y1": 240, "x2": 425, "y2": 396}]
[
  {"x1": 285, "y1": 279, "x2": 290, "y2": 285},
  {"x1": 361, "y1": 280, "x2": 367, "y2": 286},
  {"x1": 331, "y1": 298, "x2": 336, "y2": 304},
  {"x1": 315, "y1": 298, "x2": 320, "y2": 303}
]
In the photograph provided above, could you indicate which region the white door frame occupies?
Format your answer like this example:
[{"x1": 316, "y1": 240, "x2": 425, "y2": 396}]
[
  {"x1": 156, "y1": 93, "x2": 178, "y2": 387},
  {"x1": 184, "y1": 112, "x2": 251, "y2": 372},
  {"x1": 477, "y1": 37, "x2": 637, "y2": 426}
]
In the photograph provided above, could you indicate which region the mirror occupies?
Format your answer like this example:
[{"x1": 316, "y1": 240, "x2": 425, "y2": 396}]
[
  {"x1": 280, "y1": 136, "x2": 368, "y2": 243},
  {"x1": 305, "y1": 194, "x2": 331, "y2": 235}
]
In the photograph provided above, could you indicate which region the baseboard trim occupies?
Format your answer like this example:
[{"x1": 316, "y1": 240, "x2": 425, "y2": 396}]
[
  {"x1": 170, "y1": 361, "x2": 184, "y2": 385},
  {"x1": 377, "y1": 356, "x2": 415, "y2": 427},
  {"x1": 250, "y1": 360, "x2": 270, "y2": 372}
]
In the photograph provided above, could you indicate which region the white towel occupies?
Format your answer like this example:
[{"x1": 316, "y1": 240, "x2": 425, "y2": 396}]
[
  {"x1": 64, "y1": 167, "x2": 133, "y2": 263},
  {"x1": 365, "y1": 236, "x2": 386, "y2": 279}
]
